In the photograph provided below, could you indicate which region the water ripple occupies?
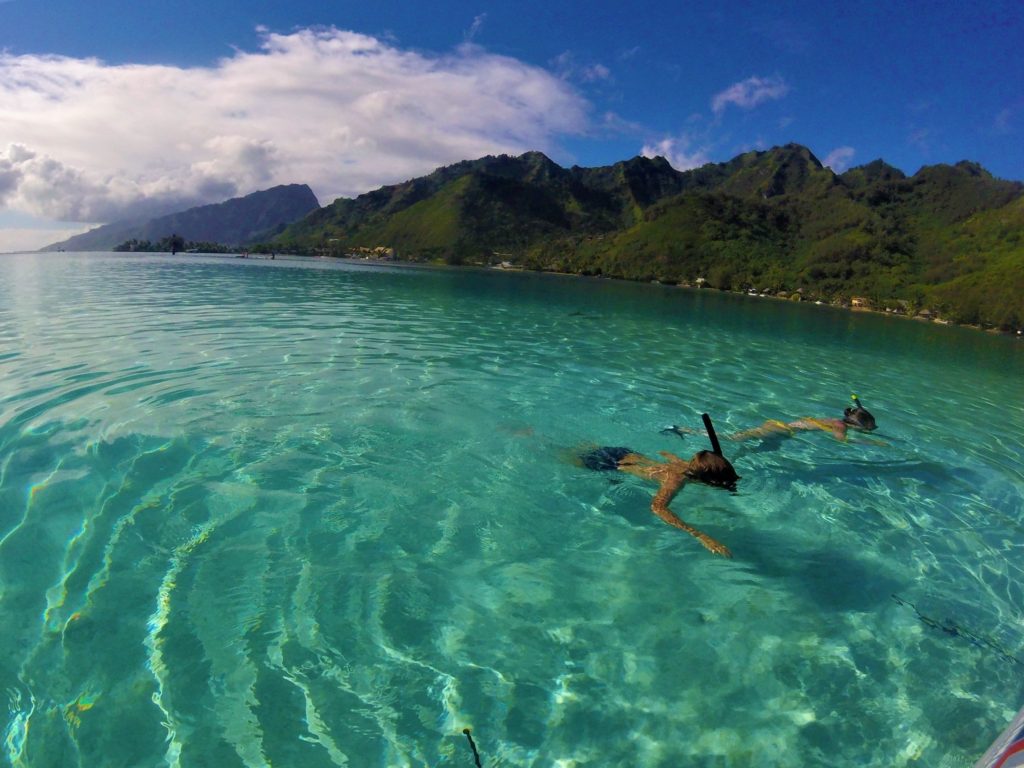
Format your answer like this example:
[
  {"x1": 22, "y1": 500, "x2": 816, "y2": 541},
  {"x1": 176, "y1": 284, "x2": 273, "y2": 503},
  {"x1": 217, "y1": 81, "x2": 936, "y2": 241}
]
[{"x1": 0, "y1": 253, "x2": 1021, "y2": 766}]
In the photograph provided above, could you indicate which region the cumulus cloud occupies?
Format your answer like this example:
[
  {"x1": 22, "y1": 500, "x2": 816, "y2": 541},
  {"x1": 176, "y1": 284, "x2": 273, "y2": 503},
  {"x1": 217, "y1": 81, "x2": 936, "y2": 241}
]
[
  {"x1": 711, "y1": 75, "x2": 790, "y2": 115},
  {"x1": 0, "y1": 143, "x2": 189, "y2": 222},
  {"x1": 823, "y1": 146, "x2": 856, "y2": 172},
  {"x1": 0, "y1": 149, "x2": 24, "y2": 199},
  {"x1": 0, "y1": 27, "x2": 590, "y2": 225},
  {"x1": 640, "y1": 136, "x2": 709, "y2": 171}
]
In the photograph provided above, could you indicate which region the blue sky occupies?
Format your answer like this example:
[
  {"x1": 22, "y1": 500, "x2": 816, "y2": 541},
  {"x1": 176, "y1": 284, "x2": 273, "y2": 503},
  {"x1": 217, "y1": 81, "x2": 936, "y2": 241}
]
[{"x1": 1, "y1": 0, "x2": 1021, "y2": 251}]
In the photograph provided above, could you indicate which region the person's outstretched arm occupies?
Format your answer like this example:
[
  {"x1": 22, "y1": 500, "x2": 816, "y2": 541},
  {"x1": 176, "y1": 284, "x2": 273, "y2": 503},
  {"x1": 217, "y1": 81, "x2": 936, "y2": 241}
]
[{"x1": 650, "y1": 478, "x2": 732, "y2": 558}]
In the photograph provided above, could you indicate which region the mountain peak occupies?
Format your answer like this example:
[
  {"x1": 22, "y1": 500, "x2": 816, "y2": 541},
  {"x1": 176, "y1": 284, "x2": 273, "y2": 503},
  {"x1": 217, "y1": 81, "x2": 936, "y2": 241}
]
[
  {"x1": 710, "y1": 143, "x2": 832, "y2": 198},
  {"x1": 840, "y1": 159, "x2": 908, "y2": 188},
  {"x1": 623, "y1": 154, "x2": 674, "y2": 169},
  {"x1": 518, "y1": 150, "x2": 554, "y2": 164},
  {"x1": 953, "y1": 160, "x2": 993, "y2": 178}
]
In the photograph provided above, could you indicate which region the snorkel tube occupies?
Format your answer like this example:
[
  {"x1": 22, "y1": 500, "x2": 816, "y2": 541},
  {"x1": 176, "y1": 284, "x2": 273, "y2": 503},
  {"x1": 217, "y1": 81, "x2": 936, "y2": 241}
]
[
  {"x1": 697, "y1": 413, "x2": 740, "y2": 491},
  {"x1": 702, "y1": 413, "x2": 723, "y2": 456},
  {"x1": 844, "y1": 393, "x2": 877, "y2": 431}
]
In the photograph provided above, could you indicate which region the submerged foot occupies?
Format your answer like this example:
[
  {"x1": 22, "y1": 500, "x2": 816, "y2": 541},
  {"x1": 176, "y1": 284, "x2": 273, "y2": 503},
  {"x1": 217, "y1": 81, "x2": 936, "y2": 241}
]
[{"x1": 659, "y1": 425, "x2": 691, "y2": 440}]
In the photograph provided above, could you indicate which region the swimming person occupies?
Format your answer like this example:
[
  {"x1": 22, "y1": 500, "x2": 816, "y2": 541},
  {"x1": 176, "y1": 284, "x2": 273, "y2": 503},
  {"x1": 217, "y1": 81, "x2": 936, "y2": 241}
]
[
  {"x1": 662, "y1": 395, "x2": 878, "y2": 444},
  {"x1": 729, "y1": 394, "x2": 877, "y2": 443},
  {"x1": 580, "y1": 415, "x2": 739, "y2": 558}
]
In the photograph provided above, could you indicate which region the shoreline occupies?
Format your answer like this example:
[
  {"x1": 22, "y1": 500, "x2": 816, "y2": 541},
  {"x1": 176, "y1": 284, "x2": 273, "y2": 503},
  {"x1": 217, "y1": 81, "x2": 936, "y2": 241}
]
[
  {"x1": 200, "y1": 251, "x2": 1024, "y2": 339},
  {"x1": 486, "y1": 261, "x2": 1023, "y2": 339},
  {"x1": 450, "y1": 257, "x2": 1022, "y2": 338}
]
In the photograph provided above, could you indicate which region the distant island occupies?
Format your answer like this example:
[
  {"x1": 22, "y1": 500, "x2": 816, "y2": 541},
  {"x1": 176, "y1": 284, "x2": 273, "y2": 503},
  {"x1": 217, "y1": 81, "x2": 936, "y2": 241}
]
[
  {"x1": 42, "y1": 184, "x2": 319, "y2": 254},
  {"x1": 44, "y1": 145, "x2": 1023, "y2": 332}
]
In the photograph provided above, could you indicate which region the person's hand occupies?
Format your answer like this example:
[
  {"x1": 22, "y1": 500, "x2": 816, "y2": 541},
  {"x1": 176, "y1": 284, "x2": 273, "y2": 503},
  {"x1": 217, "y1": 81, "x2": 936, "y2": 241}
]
[{"x1": 698, "y1": 534, "x2": 733, "y2": 558}]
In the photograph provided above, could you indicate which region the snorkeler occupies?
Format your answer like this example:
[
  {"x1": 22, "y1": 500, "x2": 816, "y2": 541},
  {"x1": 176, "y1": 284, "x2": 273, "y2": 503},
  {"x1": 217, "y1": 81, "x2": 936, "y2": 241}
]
[
  {"x1": 662, "y1": 395, "x2": 878, "y2": 444},
  {"x1": 580, "y1": 414, "x2": 739, "y2": 558},
  {"x1": 728, "y1": 394, "x2": 877, "y2": 443}
]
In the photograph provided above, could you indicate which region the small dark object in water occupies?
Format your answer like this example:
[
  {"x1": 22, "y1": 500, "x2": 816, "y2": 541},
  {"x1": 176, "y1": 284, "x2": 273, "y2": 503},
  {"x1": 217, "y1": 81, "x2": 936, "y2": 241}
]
[
  {"x1": 659, "y1": 425, "x2": 688, "y2": 440},
  {"x1": 463, "y1": 729, "x2": 482, "y2": 767},
  {"x1": 891, "y1": 594, "x2": 1021, "y2": 666},
  {"x1": 579, "y1": 446, "x2": 634, "y2": 471}
]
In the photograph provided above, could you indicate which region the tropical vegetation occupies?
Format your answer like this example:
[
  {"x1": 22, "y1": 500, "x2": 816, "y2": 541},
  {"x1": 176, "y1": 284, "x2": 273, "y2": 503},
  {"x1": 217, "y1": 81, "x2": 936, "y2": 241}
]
[{"x1": 273, "y1": 145, "x2": 1024, "y2": 330}]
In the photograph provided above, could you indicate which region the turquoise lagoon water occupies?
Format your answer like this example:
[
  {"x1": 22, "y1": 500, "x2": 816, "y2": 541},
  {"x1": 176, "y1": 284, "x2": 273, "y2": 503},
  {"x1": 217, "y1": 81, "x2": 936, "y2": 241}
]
[{"x1": 1, "y1": 251, "x2": 1022, "y2": 767}]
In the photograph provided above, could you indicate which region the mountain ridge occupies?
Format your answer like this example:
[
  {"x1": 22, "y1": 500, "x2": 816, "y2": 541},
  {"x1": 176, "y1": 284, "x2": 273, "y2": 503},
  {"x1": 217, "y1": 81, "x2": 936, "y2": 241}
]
[
  {"x1": 272, "y1": 145, "x2": 1023, "y2": 329},
  {"x1": 42, "y1": 184, "x2": 320, "y2": 252}
]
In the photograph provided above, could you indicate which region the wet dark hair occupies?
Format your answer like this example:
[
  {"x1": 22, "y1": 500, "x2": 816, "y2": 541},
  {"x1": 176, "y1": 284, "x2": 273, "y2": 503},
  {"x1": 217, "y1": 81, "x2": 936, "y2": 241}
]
[
  {"x1": 842, "y1": 405, "x2": 877, "y2": 431},
  {"x1": 685, "y1": 450, "x2": 740, "y2": 492}
]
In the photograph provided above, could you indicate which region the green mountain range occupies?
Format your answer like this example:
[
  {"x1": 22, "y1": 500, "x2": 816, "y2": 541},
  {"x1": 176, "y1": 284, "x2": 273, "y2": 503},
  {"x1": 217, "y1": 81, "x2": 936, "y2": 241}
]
[
  {"x1": 43, "y1": 184, "x2": 320, "y2": 252},
  {"x1": 274, "y1": 145, "x2": 1024, "y2": 330}
]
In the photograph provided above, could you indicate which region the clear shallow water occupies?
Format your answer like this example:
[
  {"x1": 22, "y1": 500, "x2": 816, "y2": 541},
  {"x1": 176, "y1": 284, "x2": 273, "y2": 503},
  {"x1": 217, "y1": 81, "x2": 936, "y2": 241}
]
[{"x1": 1, "y1": 252, "x2": 1022, "y2": 767}]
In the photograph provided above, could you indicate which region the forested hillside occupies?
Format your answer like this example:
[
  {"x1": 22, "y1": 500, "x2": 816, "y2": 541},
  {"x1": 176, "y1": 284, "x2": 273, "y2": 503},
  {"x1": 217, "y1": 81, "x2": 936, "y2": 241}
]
[{"x1": 274, "y1": 145, "x2": 1024, "y2": 329}]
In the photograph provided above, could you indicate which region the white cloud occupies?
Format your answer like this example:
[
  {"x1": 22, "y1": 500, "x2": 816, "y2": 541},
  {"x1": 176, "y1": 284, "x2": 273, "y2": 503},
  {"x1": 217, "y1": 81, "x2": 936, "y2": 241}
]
[
  {"x1": 711, "y1": 75, "x2": 790, "y2": 116},
  {"x1": 993, "y1": 107, "x2": 1016, "y2": 135},
  {"x1": 907, "y1": 127, "x2": 932, "y2": 154},
  {"x1": 601, "y1": 111, "x2": 645, "y2": 136},
  {"x1": 0, "y1": 27, "x2": 590, "y2": 229},
  {"x1": 823, "y1": 146, "x2": 856, "y2": 172},
  {"x1": 640, "y1": 136, "x2": 709, "y2": 171},
  {"x1": 466, "y1": 13, "x2": 487, "y2": 42},
  {"x1": 551, "y1": 51, "x2": 611, "y2": 83},
  {"x1": 0, "y1": 143, "x2": 174, "y2": 223}
]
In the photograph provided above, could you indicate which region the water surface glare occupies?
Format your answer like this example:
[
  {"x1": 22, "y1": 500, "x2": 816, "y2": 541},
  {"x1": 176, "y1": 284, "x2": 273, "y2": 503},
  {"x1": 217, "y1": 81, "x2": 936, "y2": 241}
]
[{"x1": 1, "y1": 252, "x2": 1023, "y2": 767}]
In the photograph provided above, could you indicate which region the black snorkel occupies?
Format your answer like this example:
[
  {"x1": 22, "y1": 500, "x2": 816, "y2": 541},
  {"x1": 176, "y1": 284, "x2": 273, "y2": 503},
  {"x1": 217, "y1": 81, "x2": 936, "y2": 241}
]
[
  {"x1": 698, "y1": 412, "x2": 740, "y2": 491},
  {"x1": 702, "y1": 413, "x2": 723, "y2": 456}
]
